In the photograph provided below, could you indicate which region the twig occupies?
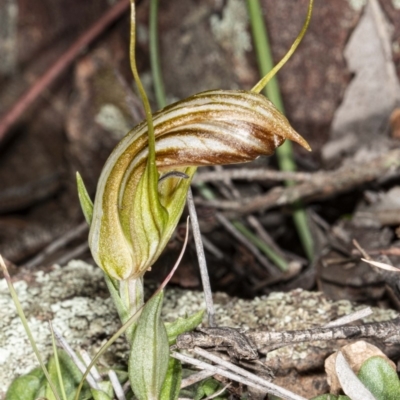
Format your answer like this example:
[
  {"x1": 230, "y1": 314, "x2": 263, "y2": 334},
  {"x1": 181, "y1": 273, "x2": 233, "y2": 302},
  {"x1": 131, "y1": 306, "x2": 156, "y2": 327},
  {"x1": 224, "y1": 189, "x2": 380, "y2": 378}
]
[
  {"x1": 171, "y1": 351, "x2": 307, "y2": 400},
  {"x1": 177, "y1": 318, "x2": 400, "y2": 355},
  {"x1": 80, "y1": 350, "x2": 102, "y2": 381},
  {"x1": 53, "y1": 242, "x2": 89, "y2": 267},
  {"x1": 246, "y1": 215, "x2": 289, "y2": 264},
  {"x1": 336, "y1": 351, "x2": 376, "y2": 400},
  {"x1": 108, "y1": 369, "x2": 126, "y2": 400},
  {"x1": 247, "y1": 318, "x2": 400, "y2": 351},
  {"x1": 194, "y1": 168, "x2": 312, "y2": 183},
  {"x1": 200, "y1": 235, "x2": 224, "y2": 260},
  {"x1": 180, "y1": 370, "x2": 216, "y2": 389},
  {"x1": 52, "y1": 326, "x2": 100, "y2": 390},
  {"x1": 193, "y1": 348, "x2": 299, "y2": 399},
  {"x1": 196, "y1": 148, "x2": 400, "y2": 214},
  {"x1": 323, "y1": 307, "x2": 373, "y2": 328},
  {"x1": 23, "y1": 222, "x2": 88, "y2": 268},
  {"x1": 0, "y1": 0, "x2": 130, "y2": 142},
  {"x1": 187, "y1": 188, "x2": 215, "y2": 327},
  {"x1": 215, "y1": 213, "x2": 278, "y2": 275}
]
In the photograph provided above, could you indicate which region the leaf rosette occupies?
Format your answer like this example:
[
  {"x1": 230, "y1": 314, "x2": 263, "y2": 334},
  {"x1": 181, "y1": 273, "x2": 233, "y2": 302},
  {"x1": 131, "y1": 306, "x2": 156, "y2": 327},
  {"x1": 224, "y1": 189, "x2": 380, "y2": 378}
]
[{"x1": 85, "y1": 89, "x2": 310, "y2": 280}]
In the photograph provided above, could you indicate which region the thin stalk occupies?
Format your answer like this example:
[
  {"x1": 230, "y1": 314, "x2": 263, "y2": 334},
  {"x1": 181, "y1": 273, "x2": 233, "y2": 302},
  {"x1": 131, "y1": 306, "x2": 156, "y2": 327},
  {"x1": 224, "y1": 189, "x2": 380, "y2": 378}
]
[
  {"x1": 251, "y1": 0, "x2": 314, "y2": 94},
  {"x1": 149, "y1": 0, "x2": 167, "y2": 108},
  {"x1": 129, "y1": 0, "x2": 166, "y2": 225},
  {"x1": 0, "y1": 255, "x2": 61, "y2": 400},
  {"x1": 50, "y1": 323, "x2": 68, "y2": 400},
  {"x1": 149, "y1": 3, "x2": 215, "y2": 325},
  {"x1": 187, "y1": 188, "x2": 215, "y2": 327},
  {"x1": 247, "y1": 0, "x2": 314, "y2": 262},
  {"x1": 119, "y1": 277, "x2": 144, "y2": 342}
]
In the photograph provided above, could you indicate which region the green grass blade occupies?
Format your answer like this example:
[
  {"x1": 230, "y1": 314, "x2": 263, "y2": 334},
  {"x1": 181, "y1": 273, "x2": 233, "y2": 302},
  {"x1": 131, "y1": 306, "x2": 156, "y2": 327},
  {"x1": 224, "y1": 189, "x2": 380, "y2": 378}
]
[{"x1": 247, "y1": 0, "x2": 314, "y2": 261}]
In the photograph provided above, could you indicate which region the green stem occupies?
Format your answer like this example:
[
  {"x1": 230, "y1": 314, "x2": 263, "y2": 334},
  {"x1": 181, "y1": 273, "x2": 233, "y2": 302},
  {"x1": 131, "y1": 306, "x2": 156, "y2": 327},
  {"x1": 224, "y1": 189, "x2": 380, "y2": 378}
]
[
  {"x1": 232, "y1": 221, "x2": 288, "y2": 272},
  {"x1": 50, "y1": 324, "x2": 68, "y2": 400},
  {"x1": 119, "y1": 278, "x2": 144, "y2": 342},
  {"x1": 129, "y1": 0, "x2": 166, "y2": 225},
  {"x1": 149, "y1": 0, "x2": 167, "y2": 109},
  {"x1": 250, "y1": 0, "x2": 314, "y2": 95},
  {"x1": 247, "y1": 0, "x2": 314, "y2": 262}
]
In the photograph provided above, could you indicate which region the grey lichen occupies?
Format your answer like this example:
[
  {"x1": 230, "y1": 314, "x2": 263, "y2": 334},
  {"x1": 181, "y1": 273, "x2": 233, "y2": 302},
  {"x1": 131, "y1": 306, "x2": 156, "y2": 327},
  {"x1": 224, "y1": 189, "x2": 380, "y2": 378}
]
[{"x1": 1, "y1": 260, "x2": 397, "y2": 398}]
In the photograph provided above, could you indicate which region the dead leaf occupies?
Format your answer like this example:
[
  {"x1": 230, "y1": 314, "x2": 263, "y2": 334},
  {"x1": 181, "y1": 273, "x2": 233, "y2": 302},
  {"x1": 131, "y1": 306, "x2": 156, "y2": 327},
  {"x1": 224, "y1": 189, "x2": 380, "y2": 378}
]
[{"x1": 322, "y1": 0, "x2": 400, "y2": 164}]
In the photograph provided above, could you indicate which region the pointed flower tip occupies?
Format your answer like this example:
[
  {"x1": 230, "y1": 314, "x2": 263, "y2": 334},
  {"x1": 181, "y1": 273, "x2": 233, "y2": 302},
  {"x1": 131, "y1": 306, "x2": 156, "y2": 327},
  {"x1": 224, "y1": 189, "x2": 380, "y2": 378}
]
[{"x1": 294, "y1": 134, "x2": 312, "y2": 152}]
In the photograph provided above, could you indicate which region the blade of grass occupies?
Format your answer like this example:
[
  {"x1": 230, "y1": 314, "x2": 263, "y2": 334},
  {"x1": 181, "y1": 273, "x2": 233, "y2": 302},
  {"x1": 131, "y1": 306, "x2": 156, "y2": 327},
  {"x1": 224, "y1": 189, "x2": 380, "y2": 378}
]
[
  {"x1": 232, "y1": 220, "x2": 288, "y2": 272},
  {"x1": 247, "y1": 0, "x2": 314, "y2": 262},
  {"x1": 0, "y1": 255, "x2": 61, "y2": 400},
  {"x1": 149, "y1": 0, "x2": 167, "y2": 108},
  {"x1": 50, "y1": 323, "x2": 68, "y2": 400}
]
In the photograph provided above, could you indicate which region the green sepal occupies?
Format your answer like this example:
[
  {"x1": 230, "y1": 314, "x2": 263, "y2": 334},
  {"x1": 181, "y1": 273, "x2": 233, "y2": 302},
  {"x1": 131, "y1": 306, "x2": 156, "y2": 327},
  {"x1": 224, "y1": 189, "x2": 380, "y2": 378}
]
[
  {"x1": 357, "y1": 356, "x2": 400, "y2": 400},
  {"x1": 160, "y1": 358, "x2": 182, "y2": 400},
  {"x1": 5, "y1": 368, "x2": 43, "y2": 400},
  {"x1": 165, "y1": 309, "x2": 205, "y2": 345},
  {"x1": 128, "y1": 291, "x2": 169, "y2": 400},
  {"x1": 76, "y1": 172, "x2": 94, "y2": 225}
]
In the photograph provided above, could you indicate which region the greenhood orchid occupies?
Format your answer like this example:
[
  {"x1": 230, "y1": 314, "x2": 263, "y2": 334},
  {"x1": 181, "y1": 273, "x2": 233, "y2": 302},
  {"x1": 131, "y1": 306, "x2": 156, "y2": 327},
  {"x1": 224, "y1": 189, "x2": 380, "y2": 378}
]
[{"x1": 79, "y1": 89, "x2": 310, "y2": 281}]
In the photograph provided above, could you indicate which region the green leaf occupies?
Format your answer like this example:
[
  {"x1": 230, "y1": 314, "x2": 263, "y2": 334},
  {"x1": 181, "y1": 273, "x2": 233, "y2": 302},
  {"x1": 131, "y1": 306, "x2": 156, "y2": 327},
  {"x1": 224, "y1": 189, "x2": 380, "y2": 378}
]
[
  {"x1": 165, "y1": 309, "x2": 205, "y2": 345},
  {"x1": 45, "y1": 350, "x2": 91, "y2": 400},
  {"x1": 76, "y1": 172, "x2": 93, "y2": 225},
  {"x1": 91, "y1": 389, "x2": 113, "y2": 400},
  {"x1": 160, "y1": 358, "x2": 182, "y2": 400},
  {"x1": 194, "y1": 378, "x2": 224, "y2": 400},
  {"x1": 5, "y1": 369, "x2": 43, "y2": 400},
  {"x1": 357, "y1": 356, "x2": 400, "y2": 400},
  {"x1": 128, "y1": 291, "x2": 169, "y2": 400}
]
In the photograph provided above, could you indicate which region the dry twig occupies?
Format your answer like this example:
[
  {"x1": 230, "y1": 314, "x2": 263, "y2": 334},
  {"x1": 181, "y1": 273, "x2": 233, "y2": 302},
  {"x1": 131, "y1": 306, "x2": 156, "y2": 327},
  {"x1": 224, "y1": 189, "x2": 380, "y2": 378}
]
[
  {"x1": 194, "y1": 168, "x2": 312, "y2": 183},
  {"x1": 195, "y1": 148, "x2": 400, "y2": 214},
  {"x1": 177, "y1": 318, "x2": 400, "y2": 355}
]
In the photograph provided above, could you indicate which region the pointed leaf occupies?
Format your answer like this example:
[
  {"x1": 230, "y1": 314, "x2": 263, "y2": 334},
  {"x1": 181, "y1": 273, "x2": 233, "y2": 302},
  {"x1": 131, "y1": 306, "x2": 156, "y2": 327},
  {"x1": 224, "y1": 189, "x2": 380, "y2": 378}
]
[
  {"x1": 76, "y1": 172, "x2": 94, "y2": 225},
  {"x1": 165, "y1": 309, "x2": 205, "y2": 345},
  {"x1": 129, "y1": 291, "x2": 169, "y2": 400},
  {"x1": 194, "y1": 378, "x2": 223, "y2": 400}
]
